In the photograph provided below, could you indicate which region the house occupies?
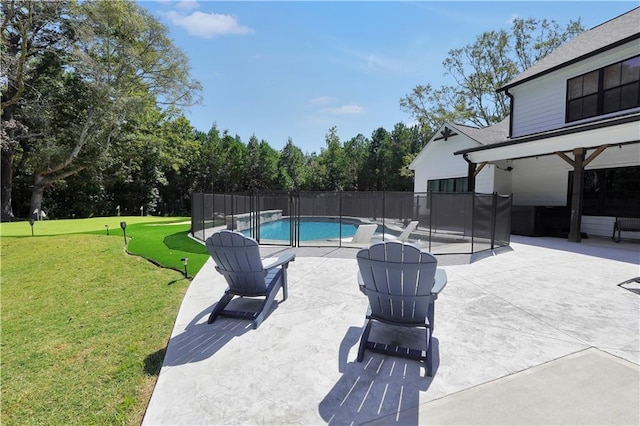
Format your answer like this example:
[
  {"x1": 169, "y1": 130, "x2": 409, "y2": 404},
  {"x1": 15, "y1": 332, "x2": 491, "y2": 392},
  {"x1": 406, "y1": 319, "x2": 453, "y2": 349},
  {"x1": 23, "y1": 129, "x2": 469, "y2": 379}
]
[{"x1": 410, "y1": 7, "x2": 640, "y2": 242}]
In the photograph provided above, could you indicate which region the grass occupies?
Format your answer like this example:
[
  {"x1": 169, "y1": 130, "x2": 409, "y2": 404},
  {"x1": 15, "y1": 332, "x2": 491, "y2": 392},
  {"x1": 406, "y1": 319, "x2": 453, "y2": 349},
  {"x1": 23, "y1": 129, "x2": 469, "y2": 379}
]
[
  {"x1": 0, "y1": 216, "x2": 214, "y2": 425},
  {"x1": 1, "y1": 216, "x2": 211, "y2": 275},
  {"x1": 0, "y1": 215, "x2": 183, "y2": 237}
]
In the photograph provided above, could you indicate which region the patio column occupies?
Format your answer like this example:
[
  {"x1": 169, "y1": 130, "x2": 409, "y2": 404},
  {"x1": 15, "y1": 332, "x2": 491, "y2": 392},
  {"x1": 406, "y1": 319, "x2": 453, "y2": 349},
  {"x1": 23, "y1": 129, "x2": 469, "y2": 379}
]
[
  {"x1": 467, "y1": 158, "x2": 476, "y2": 192},
  {"x1": 556, "y1": 145, "x2": 610, "y2": 243},
  {"x1": 567, "y1": 148, "x2": 585, "y2": 242}
]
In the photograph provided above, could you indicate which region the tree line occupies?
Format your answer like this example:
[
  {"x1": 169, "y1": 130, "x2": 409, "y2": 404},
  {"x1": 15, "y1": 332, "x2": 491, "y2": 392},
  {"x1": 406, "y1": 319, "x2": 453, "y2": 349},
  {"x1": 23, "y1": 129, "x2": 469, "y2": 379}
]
[{"x1": 1, "y1": 0, "x2": 583, "y2": 220}]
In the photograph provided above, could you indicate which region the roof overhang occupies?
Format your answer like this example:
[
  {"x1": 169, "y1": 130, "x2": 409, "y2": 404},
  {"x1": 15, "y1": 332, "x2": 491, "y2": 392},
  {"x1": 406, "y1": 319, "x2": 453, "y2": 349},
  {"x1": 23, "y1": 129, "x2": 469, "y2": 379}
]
[{"x1": 455, "y1": 113, "x2": 640, "y2": 163}]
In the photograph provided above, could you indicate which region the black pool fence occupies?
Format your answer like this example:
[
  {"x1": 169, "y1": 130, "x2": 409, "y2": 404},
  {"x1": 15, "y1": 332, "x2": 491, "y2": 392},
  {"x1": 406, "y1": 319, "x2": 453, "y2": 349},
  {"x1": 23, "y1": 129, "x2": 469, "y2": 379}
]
[{"x1": 191, "y1": 191, "x2": 512, "y2": 255}]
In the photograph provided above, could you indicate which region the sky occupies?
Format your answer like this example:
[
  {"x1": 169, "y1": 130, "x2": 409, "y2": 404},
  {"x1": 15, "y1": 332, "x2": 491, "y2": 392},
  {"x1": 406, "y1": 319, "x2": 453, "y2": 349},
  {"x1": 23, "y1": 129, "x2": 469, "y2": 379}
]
[{"x1": 139, "y1": 1, "x2": 637, "y2": 154}]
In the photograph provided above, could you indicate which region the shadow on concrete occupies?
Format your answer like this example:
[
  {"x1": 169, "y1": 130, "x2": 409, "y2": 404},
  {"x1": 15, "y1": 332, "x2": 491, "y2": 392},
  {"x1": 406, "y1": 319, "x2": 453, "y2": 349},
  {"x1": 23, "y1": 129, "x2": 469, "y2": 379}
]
[
  {"x1": 511, "y1": 235, "x2": 640, "y2": 265},
  {"x1": 155, "y1": 304, "x2": 253, "y2": 367},
  {"x1": 319, "y1": 327, "x2": 436, "y2": 425}
]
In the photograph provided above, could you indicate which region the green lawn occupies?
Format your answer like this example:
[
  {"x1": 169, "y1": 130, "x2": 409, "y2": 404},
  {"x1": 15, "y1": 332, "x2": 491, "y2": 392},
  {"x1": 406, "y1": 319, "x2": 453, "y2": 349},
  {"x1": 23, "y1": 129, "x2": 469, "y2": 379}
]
[
  {"x1": 0, "y1": 217, "x2": 213, "y2": 425},
  {"x1": 0, "y1": 215, "x2": 183, "y2": 237}
]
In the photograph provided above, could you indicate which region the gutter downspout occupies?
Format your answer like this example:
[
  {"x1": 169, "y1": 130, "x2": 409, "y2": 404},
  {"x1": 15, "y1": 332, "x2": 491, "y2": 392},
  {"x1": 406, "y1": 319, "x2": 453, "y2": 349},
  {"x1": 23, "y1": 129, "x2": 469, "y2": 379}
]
[
  {"x1": 504, "y1": 88, "x2": 514, "y2": 138},
  {"x1": 463, "y1": 153, "x2": 476, "y2": 192}
]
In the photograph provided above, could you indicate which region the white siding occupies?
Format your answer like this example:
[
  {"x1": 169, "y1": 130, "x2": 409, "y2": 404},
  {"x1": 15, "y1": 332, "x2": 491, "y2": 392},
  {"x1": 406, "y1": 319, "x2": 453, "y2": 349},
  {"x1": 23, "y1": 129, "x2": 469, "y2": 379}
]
[
  {"x1": 581, "y1": 215, "x2": 640, "y2": 239},
  {"x1": 474, "y1": 165, "x2": 495, "y2": 194},
  {"x1": 412, "y1": 134, "x2": 480, "y2": 193},
  {"x1": 511, "y1": 42, "x2": 640, "y2": 137},
  {"x1": 581, "y1": 216, "x2": 616, "y2": 238},
  {"x1": 585, "y1": 143, "x2": 640, "y2": 169},
  {"x1": 493, "y1": 161, "x2": 514, "y2": 195},
  {"x1": 511, "y1": 156, "x2": 571, "y2": 205}
]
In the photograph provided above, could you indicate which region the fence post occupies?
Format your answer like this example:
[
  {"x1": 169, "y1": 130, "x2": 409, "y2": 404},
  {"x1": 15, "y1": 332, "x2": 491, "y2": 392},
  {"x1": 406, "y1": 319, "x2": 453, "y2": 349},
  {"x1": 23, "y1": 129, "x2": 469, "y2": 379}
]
[
  {"x1": 471, "y1": 192, "x2": 475, "y2": 254},
  {"x1": 253, "y1": 191, "x2": 259, "y2": 241},
  {"x1": 339, "y1": 191, "x2": 343, "y2": 246},
  {"x1": 382, "y1": 191, "x2": 386, "y2": 237},
  {"x1": 294, "y1": 191, "x2": 300, "y2": 247},
  {"x1": 202, "y1": 192, "x2": 206, "y2": 241},
  {"x1": 491, "y1": 192, "x2": 497, "y2": 250},
  {"x1": 428, "y1": 191, "x2": 433, "y2": 252},
  {"x1": 230, "y1": 194, "x2": 235, "y2": 231}
]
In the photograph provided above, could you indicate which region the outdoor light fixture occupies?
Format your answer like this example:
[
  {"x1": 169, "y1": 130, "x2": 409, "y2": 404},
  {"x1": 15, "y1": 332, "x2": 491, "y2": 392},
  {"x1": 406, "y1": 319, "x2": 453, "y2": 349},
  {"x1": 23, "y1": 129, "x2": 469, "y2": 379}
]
[
  {"x1": 181, "y1": 257, "x2": 189, "y2": 278},
  {"x1": 29, "y1": 218, "x2": 35, "y2": 237},
  {"x1": 105, "y1": 224, "x2": 109, "y2": 236},
  {"x1": 120, "y1": 221, "x2": 127, "y2": 245}
]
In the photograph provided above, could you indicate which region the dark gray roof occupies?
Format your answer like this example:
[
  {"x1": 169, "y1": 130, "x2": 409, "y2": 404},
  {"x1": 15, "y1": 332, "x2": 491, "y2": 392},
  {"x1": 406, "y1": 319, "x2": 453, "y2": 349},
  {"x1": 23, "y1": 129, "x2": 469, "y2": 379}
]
[
  {"x1": 450, "y1": 117, "x2": 510, "y2": 146},
  {"x1": 500, "y1": 7, "x2": 640, "y2": 91}
]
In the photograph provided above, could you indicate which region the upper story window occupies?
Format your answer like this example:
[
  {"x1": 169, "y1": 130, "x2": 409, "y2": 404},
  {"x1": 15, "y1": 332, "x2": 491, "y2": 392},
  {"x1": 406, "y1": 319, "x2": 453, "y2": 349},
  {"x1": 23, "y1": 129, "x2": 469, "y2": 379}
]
[{"x1": 566, "y1": 55, "x2": 640, "y2": 122}]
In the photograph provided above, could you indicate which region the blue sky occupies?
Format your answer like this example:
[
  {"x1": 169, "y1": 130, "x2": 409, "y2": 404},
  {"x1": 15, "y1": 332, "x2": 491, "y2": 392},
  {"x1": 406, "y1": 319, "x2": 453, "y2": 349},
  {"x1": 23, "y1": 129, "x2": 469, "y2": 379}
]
[{"x1": 140, "y1": 1, "x2": 637, "y2": 154}]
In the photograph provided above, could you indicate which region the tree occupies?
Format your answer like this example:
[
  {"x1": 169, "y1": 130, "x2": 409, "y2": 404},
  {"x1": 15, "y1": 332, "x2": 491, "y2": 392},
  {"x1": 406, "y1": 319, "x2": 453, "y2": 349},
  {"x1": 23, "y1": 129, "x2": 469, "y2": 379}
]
[
  {"x1": 363, "y1": 127, "x2": 390, "y2": 191},
  {"x1": 1, "y1": 0, "x2": 72, "y2": 220},
  {"x1": 400, "y1": 17, "x2": 583, "y2": 129},
  {"x1": 317, "y1": 126, "x2": 347, "y2": 191},
  {"x1": 218, "y1": 132, "x2": 246, "y2": 192},
  {"x1": 276, "y1": 137, "x2": 305, "y2": 190},
  {"x1": 343, "y1": 134, "x2": 368, "y2": 190},
  {"x1": 258, "y1": 140, "x2": 279, "y2": 190},
  {"x1": 1, "y1": 0, "x2": 201, "y2": 219},
  {"x1": 385, "y1": 123, "x2": 418, "y2": 191},
  {"x1": 244, "y1": 135, "x2": 279, "y2": 191}
]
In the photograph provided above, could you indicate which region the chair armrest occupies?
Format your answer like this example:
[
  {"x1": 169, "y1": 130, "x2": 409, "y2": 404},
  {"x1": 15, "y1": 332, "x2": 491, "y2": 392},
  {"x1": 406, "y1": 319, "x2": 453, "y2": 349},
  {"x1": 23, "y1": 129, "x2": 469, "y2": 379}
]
[
  {"x1": 262, "y1": 252, "x2": 296, "y2": 271},
  {"x1": 432, "y1": 268, "x2": 447, "y2": 295}
]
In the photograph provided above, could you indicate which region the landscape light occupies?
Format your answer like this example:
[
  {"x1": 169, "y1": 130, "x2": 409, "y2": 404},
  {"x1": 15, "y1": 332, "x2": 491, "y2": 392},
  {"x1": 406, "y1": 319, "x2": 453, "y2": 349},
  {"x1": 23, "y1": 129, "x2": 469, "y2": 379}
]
[
  {"x1": 120, "y1": 221, "x2": 127, "y2": 245},
  {"x1": 29, "y1": 218, "x2": 35, "y2": 237},
  {"x1": 181, "y1": 257, "x2": 189, "y2": 278},
  {"x1": 105, "y1": 224, "x2": 109, "y2": 236}
]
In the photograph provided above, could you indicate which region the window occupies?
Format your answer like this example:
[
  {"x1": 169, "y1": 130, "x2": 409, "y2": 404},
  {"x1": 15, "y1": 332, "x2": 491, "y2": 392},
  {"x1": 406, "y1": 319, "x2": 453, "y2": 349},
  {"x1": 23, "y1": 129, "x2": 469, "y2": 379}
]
[
  {"x1": 568, "y1": 166, "x2": 640, "y2": 216},
  {"x1": 428, "y1": 177, "x2": 468, "y2": 192},
  {"x1": 566, "y1": 55, "x2": 640, "y2": 122}
]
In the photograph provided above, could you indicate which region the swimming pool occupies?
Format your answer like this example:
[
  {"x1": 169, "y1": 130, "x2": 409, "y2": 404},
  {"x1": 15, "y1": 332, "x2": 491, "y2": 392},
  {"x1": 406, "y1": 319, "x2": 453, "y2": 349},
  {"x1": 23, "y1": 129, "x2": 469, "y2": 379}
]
[{"x1": 242, "y1": 217, "x2": 361, "y2": 241}]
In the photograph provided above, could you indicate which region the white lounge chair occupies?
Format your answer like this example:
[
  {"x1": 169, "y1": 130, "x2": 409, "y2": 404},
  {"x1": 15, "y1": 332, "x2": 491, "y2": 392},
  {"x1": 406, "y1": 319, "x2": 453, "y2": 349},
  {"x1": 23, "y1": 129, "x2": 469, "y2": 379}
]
[
  {"x1": 385, "y1": 220, "x2": 419, "y2": 242},
  {"x1": 344, "y1": 224, "x2": 378, "y2": 244}
]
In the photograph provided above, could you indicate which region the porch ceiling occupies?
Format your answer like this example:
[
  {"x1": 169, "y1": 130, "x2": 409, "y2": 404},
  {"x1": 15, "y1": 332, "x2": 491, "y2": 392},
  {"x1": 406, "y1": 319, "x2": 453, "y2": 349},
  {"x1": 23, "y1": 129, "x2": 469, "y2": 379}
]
[{"x1": 459, "y1": 117, "x2": 640, "y2": 163}]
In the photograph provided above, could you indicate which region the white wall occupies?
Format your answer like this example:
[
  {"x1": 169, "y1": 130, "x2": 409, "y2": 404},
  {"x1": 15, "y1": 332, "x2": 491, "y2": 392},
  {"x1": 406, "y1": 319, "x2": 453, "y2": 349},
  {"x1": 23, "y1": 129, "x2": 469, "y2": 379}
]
[
  {"x1": 585, "y1": 142, "x2": 640, "y2": 169},
  {"x1": 412, "y1": 134, "x2": 480, "y2": 193},
  {"x1": 474, "y1": 165, "x2": 496, "y2": 194},
  {"x1": 511, "y1": 156, "x2": 571, "y2": 205},
  {"x1": 582, "y1": 216, "x2": 640, "y2": 239},
  {"x1": 510, "y1": 42, "x2": 640, "y2": 137},
  {"x1": 509, "y1": 143, "x2": 640, "y2": 207}
]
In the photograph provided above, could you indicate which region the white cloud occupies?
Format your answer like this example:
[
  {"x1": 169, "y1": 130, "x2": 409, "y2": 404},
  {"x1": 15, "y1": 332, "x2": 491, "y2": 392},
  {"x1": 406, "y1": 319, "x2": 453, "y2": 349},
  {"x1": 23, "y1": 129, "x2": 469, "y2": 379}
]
[
  {"x1": 321, "y1": 105, "x2": 365, "y2": 115},
  {"x1": 166, "y1": 11, "x2": 254, "y2": 38},
  {"x1": 310, "y1": 96, "x2": 335, "y2": 105},
  {"x1": 175, "y1": 0, "x2": 199, "y2": 11}
]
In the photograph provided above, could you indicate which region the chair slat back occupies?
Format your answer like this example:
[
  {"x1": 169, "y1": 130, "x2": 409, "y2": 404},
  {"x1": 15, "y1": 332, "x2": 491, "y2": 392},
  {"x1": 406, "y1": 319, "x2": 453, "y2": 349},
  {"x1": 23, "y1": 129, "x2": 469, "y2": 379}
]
[
  {"x1": 357, "y1": 241, "x2": 437, "y2": 324},
  {"x1": 206, "y1": 231, "x2": 267, "y2": 294}
]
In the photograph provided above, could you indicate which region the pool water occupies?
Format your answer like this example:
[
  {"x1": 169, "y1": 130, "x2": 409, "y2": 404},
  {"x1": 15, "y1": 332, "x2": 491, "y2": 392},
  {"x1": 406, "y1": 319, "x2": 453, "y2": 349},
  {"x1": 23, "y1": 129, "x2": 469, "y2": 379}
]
[{"x1": 243, "y1": 218, "x2": 358, "y2": 241}]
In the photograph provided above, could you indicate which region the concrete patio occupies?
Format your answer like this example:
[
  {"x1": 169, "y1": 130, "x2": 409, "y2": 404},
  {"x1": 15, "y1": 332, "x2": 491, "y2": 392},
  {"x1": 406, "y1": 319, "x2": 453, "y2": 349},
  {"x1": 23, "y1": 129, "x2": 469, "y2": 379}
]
[{"x1": 143, "y1": 235, "x2": 640, "y2": 425}]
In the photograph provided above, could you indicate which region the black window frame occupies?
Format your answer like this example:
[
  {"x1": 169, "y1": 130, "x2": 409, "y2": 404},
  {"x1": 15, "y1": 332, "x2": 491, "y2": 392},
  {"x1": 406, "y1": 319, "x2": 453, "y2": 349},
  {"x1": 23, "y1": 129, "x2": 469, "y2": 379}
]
[
  {"x1": 566, "y1": 55, "x2": 640, "y2": 123},
  {"x1": 567, "y1": 165, "x2": 640, "y2": 217},
  {"x1": 427, "y1": 177, "x2": 468, "y2": 193}
]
